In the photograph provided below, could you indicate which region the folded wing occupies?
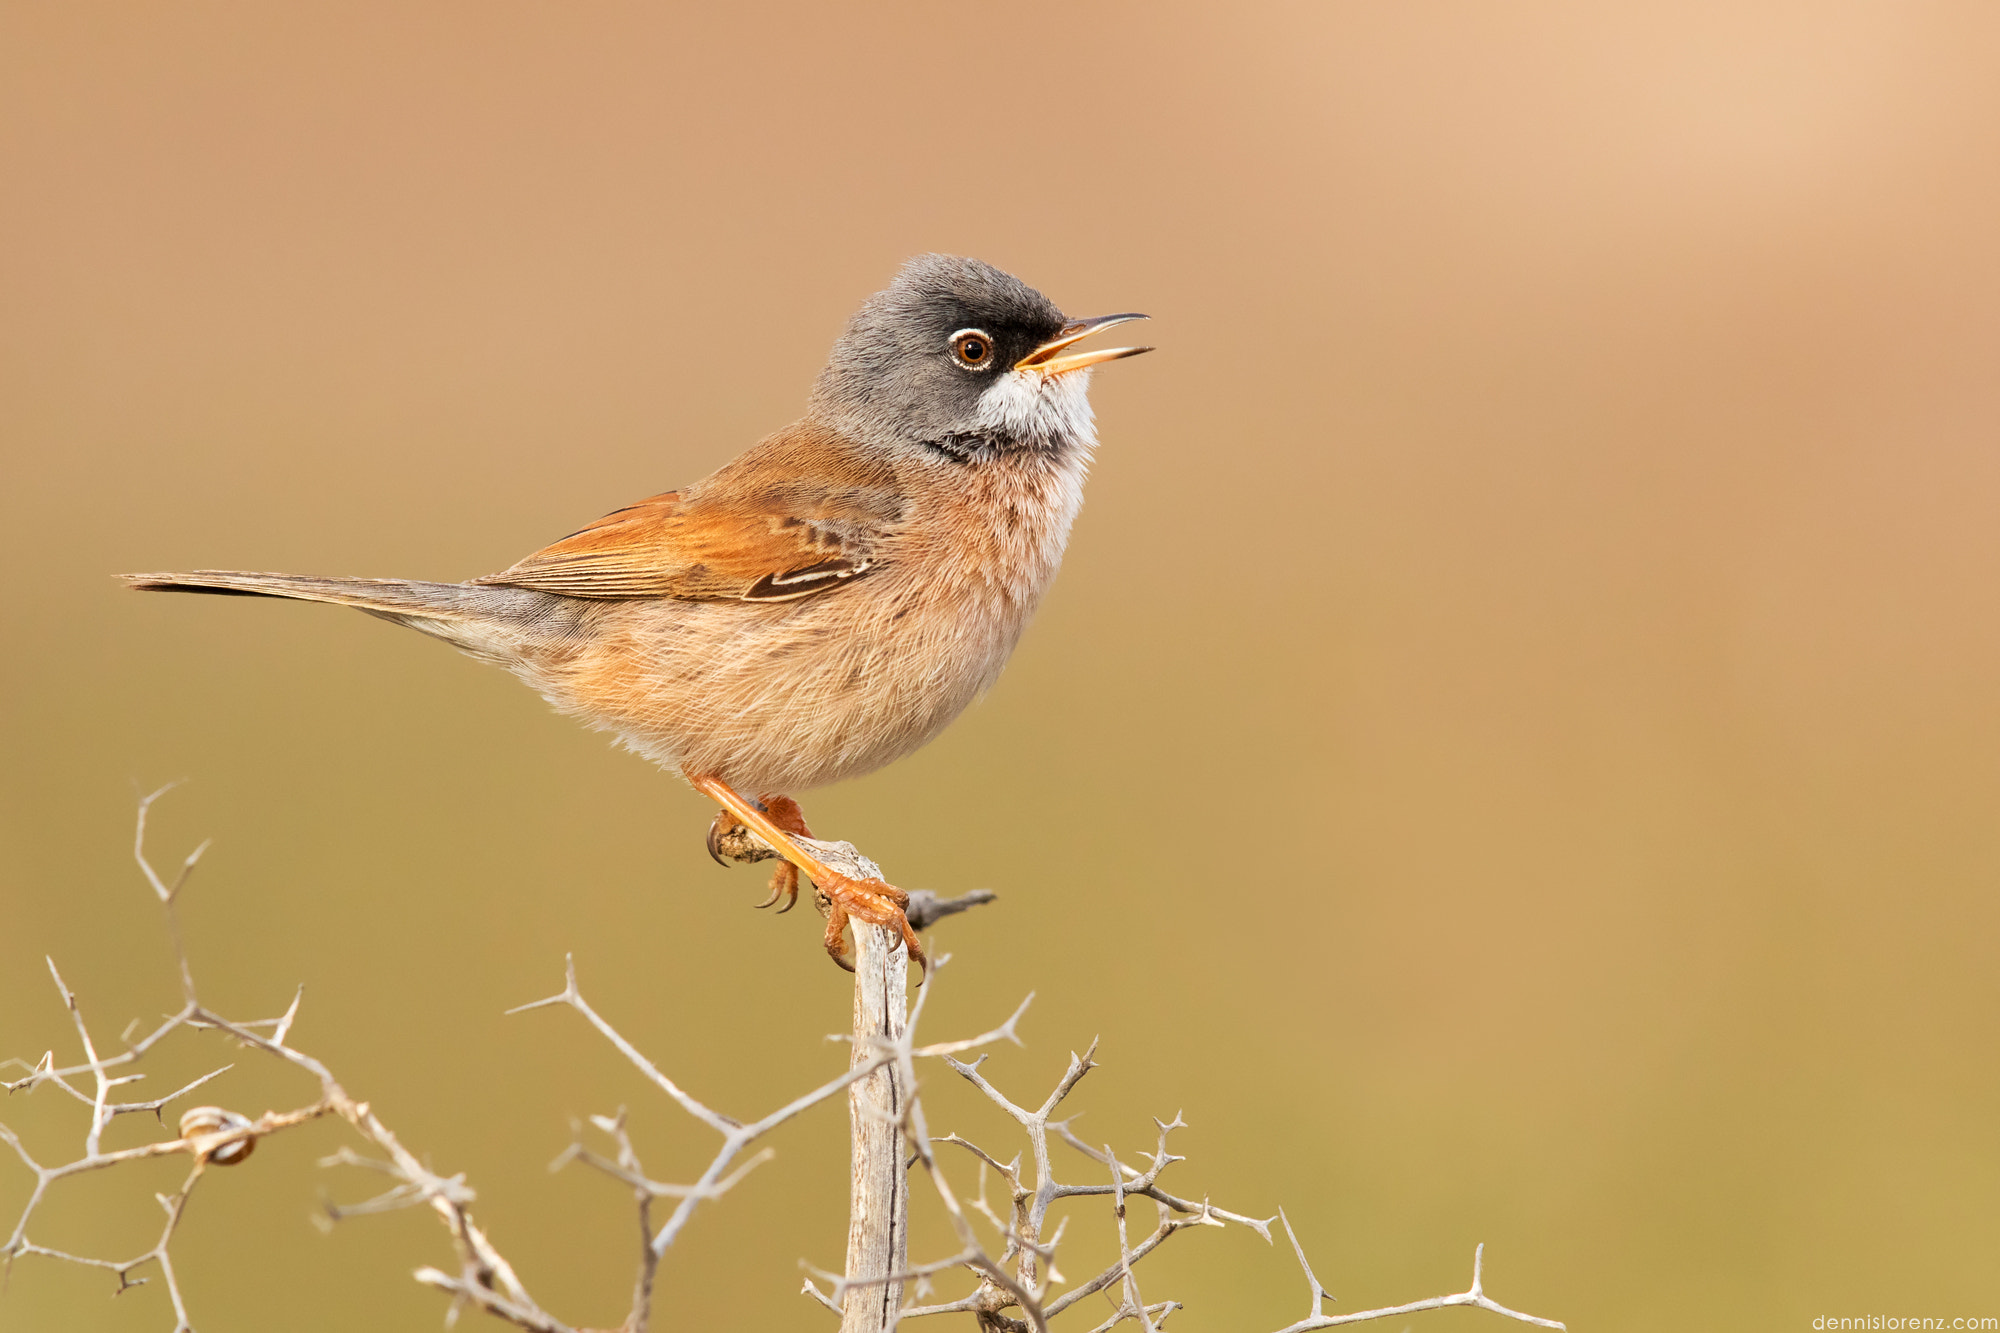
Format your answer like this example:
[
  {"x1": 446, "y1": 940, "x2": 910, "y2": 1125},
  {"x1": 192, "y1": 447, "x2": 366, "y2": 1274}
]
[{"x1": 475, "y1": 478, "x2": 902, "y2": 603}]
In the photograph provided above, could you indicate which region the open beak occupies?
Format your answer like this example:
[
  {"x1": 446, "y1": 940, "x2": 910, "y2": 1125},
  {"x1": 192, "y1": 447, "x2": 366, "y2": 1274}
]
[{"x1": 1015, "y1": 313, "x2": 1153, "y2": 377}]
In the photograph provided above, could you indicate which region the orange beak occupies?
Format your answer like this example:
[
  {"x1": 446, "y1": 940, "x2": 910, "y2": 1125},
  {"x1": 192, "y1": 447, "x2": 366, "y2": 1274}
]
[{"x1": 1015, "y1": 313, "x2": 1153, "y2": 377}]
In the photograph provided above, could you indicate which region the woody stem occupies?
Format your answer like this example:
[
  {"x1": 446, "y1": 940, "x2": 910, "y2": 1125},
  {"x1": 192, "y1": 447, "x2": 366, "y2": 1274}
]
[{"x1": 840, "y1": 920, "x2": 910, "y2": 1333}]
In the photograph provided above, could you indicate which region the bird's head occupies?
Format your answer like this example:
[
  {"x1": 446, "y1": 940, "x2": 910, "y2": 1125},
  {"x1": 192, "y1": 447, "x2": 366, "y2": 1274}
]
[{"x1": 809, "y1": 254, "x2": 1150, "y2": 462}]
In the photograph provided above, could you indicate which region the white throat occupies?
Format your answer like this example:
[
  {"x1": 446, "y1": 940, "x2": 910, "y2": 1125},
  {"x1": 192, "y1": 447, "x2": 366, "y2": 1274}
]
[{"x1": 974, "y1": 369, "x2": 1098, "y2": 453}]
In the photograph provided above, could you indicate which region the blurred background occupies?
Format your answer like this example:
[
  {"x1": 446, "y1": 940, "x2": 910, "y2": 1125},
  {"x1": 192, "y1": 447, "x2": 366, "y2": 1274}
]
[{"x1": 5, "y1": 3, "x2": 2000, "y2": 1329}]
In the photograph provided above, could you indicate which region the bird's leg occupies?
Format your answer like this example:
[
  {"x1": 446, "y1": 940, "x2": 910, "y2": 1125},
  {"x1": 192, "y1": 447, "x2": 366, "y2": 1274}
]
[
  {"x1": 704, "y1": 794, "x2": 812, "y2": 912},
  {"x1": 752, "y1": 794, "x2": 811, "y2": 913},
  {"x1": 687, "y1": 772, "x2": 926, "y2": 974}
]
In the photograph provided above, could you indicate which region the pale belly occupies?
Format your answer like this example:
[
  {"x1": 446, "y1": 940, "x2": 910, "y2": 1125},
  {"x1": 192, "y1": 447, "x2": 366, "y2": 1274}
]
[{"x1": 520, "y1": 577, "x2": 1035, "y2": 794}]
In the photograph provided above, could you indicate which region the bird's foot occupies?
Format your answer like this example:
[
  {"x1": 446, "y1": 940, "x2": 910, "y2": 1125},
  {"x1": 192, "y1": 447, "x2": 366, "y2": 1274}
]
[
  {"x1": 686, "y1": 772, "x2": 925, "y2": 973},
  {"x1": 818, "y1": 874, "x2": 926, "y2": 975},
  {"x1": 705, "y1": 793, "x2": 813, "y2": 914},
  {"x1": 756, "y1": 863, "x2": 800, "y2": 913},
  {"x1": 751, "y1": 795, "x2": 812, "y2": 913}
]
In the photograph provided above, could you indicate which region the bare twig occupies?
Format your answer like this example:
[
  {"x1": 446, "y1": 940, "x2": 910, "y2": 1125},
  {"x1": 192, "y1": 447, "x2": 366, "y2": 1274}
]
[
  {"x1": 1267, "y1": 1226, "x2": 1564, "y2": 1332},
  {"x1": 6, "y1": 789, "x2": 1564, "y2": 1333},
  {"x1": 905, "y1": 889, "x2": 999, "y2": 931},
  {"x1": 3, "y1": 788, "x2": 552, "y2": 1331},
  {"x1": 819, "y1": 1013, "x2": 1563, "y2": 1332}
]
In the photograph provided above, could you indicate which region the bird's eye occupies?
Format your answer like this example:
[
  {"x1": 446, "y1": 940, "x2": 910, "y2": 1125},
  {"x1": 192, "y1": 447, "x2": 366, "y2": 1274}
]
[{"x1": 949, "y1": 329, "x2": 995, "y2": 369}]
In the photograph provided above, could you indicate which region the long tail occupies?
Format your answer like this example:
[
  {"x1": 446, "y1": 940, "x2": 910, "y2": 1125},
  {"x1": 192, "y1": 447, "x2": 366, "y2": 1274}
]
[
  {"x1": 122, "y1": 570, "x2": 485, "y2": 618},
  {"x1": 120, "y1": 570, "x2": 578, "y2": 661}
]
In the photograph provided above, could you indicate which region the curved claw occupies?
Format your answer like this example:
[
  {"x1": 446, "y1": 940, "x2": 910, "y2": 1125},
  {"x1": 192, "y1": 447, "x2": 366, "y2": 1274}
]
[
  {"x1": 816, "y1": 874, "x2": 928, "y2": 976},
  {"x1": 824, "y1": 899, "x2": 855, "y2": 971},
  {"x1": 754, "y1": 862, "x2": 800, "y2": 912},
  {"x1": 704, "y1": 812, "x2": 732, "y2": 868},
  {"x1": 901, "y1": 924, "x2": 930, "y2": 978}
]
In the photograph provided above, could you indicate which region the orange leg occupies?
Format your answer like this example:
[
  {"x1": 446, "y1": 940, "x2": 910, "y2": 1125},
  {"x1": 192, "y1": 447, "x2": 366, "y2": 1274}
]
[
  {"x1": 752, "y1": 795, "x2": 812, "y2": 913},
  {"x1": 704, "y1": 795, "x2": 812, "y2": 911},
  {"x1": 687, "y1": 772, "x2": 926, "y2": 974}
]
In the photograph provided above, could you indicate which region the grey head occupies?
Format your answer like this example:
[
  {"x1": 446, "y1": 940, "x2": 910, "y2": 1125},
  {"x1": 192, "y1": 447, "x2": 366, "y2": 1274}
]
[{"x1": 808, "y1": 254, "x2": 1150, "y2": 461}]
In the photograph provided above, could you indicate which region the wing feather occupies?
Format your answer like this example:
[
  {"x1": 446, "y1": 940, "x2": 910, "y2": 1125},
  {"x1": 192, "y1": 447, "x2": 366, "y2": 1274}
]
[{"x1": 475, "y1": 433, "x2": 904, "y2": 601}]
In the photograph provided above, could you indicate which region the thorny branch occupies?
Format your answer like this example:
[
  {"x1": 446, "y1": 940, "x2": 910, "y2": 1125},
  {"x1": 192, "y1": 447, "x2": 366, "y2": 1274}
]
[
  {"x1": 3, "y1": 789, "x2": 1565, "y2": 1332},
  {"x1": 4, "y1": 786, "x2": 544, "y2": 1332},
  {"x1": 802, "y1": 1018, "x2": 1565, "y2": 1333},
  {"x1": 501, "y1": 949, "x2": 1020, "y2": 1330},
  {"x1": 1267, "y1": 1214, "x2": 1565, "y2": 1332},
  {"x1": 0, "y1": 788, "x2": 1026, "y2": 1333}
]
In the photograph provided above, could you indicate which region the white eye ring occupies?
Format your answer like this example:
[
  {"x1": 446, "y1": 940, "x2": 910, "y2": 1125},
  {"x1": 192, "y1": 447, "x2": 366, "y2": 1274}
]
[{"x1": 949, "y1": 328, "x2": 997, "y2": 370}]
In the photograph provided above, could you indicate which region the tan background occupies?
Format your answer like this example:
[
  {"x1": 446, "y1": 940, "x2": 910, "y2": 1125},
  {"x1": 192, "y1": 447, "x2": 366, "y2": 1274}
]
[{"x1": 6, "y1": 3, "x2": 2000, "y2": 1329}]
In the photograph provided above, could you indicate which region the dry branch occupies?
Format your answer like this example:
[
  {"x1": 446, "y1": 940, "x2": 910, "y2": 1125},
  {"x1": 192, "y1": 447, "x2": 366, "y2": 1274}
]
[{"x1": 4, "y1": 789, "x2": 1565, "y2": 1333}]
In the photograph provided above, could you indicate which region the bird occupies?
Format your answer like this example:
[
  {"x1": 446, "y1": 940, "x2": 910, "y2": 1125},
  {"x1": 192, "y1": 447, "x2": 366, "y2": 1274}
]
[{"x1": 126, "y1": 254, "x2": 1151, "y2": 972}]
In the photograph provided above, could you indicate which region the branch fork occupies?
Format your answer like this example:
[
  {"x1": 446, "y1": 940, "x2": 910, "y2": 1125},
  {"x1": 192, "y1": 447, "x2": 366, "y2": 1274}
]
[{"x1": 3, "y1": 788, "x2": 1563, "y2": 1333}]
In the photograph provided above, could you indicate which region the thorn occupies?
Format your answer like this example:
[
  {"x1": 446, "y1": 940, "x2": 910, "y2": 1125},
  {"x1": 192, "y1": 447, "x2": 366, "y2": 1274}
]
[
  {"x1": 273, "y1": 986, "x2": 305, "y2": 1046},
  {"x1": 168, "y1": 838, "x2": 213, "y2": 901}
]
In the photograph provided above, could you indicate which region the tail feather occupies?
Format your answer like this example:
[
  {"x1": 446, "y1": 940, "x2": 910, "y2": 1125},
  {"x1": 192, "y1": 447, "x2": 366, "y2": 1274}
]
[
  {"x1": 122, "y1": 570, "x2": 596, "y2": 668},
  {"x1": 122, "y1": 570, "x2": 478, "y2": 619}
]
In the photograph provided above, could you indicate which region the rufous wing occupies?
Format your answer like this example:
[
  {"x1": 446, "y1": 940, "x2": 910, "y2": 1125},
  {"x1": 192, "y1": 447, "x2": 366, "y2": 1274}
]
[{"x1": 474, "y1": 489, "x2": 894, "y2": 602}]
